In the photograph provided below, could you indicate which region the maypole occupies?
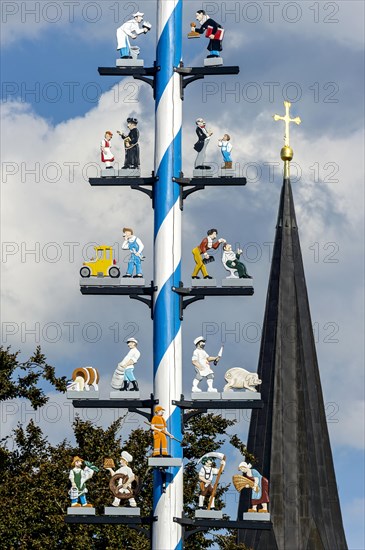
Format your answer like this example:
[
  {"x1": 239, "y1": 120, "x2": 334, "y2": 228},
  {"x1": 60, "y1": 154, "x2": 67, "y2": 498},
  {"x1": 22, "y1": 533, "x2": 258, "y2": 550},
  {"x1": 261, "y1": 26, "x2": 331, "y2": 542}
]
[{"x1": 153, "y1": 1, "x2": 183, "y2": 548}]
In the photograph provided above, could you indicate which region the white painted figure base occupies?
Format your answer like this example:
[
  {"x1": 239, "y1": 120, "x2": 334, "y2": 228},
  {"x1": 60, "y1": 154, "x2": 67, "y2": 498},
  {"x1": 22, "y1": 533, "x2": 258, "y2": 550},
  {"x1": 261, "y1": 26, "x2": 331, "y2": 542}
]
[
  {"x1": 221, "y1": 391, "x2": 261, "y2": 400},
  {"x1": 67, "y1": 507, "x2": 96, "y2": 515},
  {"x1": 204, "y1": 57, "x2": 223, "y2": 67},
  {"x1": 104, "y1": 507, "x2": 141, "y2": 516},
  {"x1": 110, "y1": 391, "x2": 140, "y2": 399},
  {"x1": 80, "y1": 278, "x2": 121, "y2": 286},
  {"x1": 120, "y1": 278, "x2": 145, "y2": 286},
  {"x1": 116, "y1": 59, "x2": 144, "y2": 67},
  {"x1": 118, "y1": 168, "x2": 141, "y2": 177},
  {"x1": 243, "y1": 512, "x2": 271, "y2": 521},
  {"x1": 219, "y1": 168, "x2": 236, "y2": 178},
  {"x1": 191, "y1": 279, "x2": 216, "y2": 287},
  {"x1": 195, "y1": 509, "x2": 223, "y2": 519},
  {"x1": 67, "y1": 390, "x2": 99, "y2": 400},
  {"x1": 148, "y1": 457, "x2": 182, "y2": 467},
  {"x1": 221, "y1": 278, "x2": 254, "y2": 287},
  {"x1": 101, "y1": 169, "x2": 116, "y2": 177},
  {"x1": 191, "y1": 392, "x2": 222, "y2": 400},
  {"x1": 193, "y1": 168, "x2": 214, "y2": 178}
]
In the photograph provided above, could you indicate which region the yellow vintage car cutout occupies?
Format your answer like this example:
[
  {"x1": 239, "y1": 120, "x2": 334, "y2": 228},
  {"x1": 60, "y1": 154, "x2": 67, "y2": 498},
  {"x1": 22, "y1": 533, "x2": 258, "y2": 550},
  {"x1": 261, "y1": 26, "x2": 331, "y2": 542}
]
[{"x1": 80, "y1": 246, "x2": 120, "y2": 278}]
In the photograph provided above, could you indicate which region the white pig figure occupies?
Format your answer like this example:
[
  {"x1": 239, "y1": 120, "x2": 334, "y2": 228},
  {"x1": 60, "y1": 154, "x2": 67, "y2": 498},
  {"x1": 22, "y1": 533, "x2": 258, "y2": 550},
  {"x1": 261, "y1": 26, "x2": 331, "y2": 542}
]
[{"x1": 223, "y1": 368, "x2": 262, "y2": 392}]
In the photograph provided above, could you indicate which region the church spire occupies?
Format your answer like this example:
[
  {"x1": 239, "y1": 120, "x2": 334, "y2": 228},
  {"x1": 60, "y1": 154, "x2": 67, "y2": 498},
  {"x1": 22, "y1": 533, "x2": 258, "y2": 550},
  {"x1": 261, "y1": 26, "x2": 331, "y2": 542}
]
[{"x1": 238, "y1": 105, "x2": 347, "y2": 549}]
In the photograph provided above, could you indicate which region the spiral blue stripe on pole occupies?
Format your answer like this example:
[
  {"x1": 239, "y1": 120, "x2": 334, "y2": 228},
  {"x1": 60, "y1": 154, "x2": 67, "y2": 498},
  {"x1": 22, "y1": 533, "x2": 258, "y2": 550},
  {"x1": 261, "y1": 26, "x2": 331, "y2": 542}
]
[{"x1": 153, "y1": 1, "x2": 183, "y2": 549}]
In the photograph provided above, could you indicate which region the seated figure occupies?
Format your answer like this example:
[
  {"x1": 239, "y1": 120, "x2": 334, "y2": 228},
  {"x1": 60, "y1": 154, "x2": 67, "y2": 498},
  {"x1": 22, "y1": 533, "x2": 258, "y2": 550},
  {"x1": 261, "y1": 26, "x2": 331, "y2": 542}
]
[{"x1": 222, "y1": 244, "x2": 252, "y2": 279}]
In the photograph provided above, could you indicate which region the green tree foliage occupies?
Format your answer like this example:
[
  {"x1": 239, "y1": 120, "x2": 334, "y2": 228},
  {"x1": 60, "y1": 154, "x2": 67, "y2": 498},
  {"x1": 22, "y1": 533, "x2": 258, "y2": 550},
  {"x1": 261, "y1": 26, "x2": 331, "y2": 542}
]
[
  {"x1": 0, "y1": 347, "x2": 254, "y2": 549},
  {"x1": 0, "y1": 346, "x2": 67, "y2": 408}
]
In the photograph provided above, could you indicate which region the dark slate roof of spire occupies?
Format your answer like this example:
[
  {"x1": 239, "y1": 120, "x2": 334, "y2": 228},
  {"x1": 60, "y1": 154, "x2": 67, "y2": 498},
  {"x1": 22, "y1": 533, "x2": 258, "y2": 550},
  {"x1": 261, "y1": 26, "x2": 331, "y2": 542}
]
[{"x1": 238, "y1": 179, "x2": 347, "y2": 550}]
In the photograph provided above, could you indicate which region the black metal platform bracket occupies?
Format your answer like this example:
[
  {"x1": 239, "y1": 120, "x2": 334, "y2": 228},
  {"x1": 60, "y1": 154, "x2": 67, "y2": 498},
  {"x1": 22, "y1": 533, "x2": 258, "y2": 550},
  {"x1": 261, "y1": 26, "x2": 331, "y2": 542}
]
[
  {"x1": 174, "y1": 63, "x2": 240, "y2": 100},
  {"x1": 174, "y1": 516, "x2": 272, "y2": 539},
  {"x1": 80, "y1": 281, "x2": 157, "y2": 317},
  {"x1": 65, "y1": 514, "x2": 156, "y2": 538},
  {"x1": 173, "y1": 172, "x2": 247, "y2": 209},
  {"x1": 89, "y1": 174, "x2": 157, "y2": 205},
  {"x1": 98, "y1": 65, "x2": 158, "y2": 98},
  {"x1": 174, "y1": 394, "x2": 263, "y2": 433},
  {"x1": 172, "y1": 282, "x2": 254, "y2": 320},
  {"x1": 72, "y1": 395, "x2": 158, "y2": 420}
]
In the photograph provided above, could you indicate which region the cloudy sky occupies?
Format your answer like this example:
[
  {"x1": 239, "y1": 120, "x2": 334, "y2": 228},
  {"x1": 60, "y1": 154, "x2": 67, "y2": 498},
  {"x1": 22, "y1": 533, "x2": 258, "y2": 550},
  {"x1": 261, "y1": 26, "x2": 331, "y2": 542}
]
[{"x1": 1, "y1": 1, "x2": 364, "y2": 547}]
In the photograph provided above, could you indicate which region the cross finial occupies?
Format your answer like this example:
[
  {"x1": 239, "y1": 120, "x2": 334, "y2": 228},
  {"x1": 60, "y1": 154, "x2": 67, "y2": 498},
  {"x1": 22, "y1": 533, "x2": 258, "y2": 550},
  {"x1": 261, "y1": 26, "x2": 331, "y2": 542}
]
[{"x1": 273, "y1": 101, "x2": 301, "y2": 147}]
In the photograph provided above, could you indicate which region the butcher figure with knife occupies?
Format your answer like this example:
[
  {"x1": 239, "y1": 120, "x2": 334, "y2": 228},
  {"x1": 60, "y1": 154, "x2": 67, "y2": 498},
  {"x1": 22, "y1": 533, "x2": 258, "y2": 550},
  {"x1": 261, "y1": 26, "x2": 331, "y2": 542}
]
[{"x1": 192, "y1": 336, "x2": 223, "y2": 393}]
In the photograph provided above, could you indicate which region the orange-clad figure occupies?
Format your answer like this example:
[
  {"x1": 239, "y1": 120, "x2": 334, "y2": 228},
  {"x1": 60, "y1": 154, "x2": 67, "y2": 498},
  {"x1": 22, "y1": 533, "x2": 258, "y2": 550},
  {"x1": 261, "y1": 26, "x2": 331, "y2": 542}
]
[{"x1": 151, "y1": 406, "x2": 172, "y2": 457}]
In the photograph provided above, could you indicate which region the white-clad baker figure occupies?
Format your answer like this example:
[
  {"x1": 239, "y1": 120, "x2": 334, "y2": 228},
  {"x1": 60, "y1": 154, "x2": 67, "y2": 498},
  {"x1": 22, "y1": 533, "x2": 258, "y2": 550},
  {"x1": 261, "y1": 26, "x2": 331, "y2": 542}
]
[
  {"x1": 116, "y1": 12, "x2": 152, "y2": 60},
  {"x1": 111, "y1": 338, "x2": 140, "y2": 391},
  {"x1": 191, "y1": 336, "x2": 221, "y2": 393},
  {"x1": 106, "y1": 451, "x2": 137, "y2": 507}
]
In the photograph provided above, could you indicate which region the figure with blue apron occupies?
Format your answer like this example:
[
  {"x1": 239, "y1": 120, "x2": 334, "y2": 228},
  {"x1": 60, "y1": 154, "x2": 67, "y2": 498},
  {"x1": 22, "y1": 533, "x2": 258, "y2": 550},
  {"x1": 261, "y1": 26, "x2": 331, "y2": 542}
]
[
  {"x1": 122, "y1": 227, "x2": 144, "y2": 278},
  {"x1": 116, "y1": 12, "x2": 151, "y2": 59},
  {"x1": 218, "y1": 134, "x2": 233, "y2": 169}
]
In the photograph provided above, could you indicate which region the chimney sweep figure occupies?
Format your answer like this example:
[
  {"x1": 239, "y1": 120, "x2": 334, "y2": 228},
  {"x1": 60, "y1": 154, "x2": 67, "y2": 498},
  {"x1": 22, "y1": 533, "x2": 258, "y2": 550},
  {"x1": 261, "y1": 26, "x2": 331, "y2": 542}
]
[
  {"x1": 117, "y1": 118, "x2": 140, "y2": 169},
  {"x1": 218, "y1": 134, "x2": 232, "y2": 169},
  {"x1": 116, "y1": 12, "x2": 152, "y2": 59},
  {"x1": 192, "y1": 228, "x2": 226, "y2": 279},
  {"x1": 105, "y1": 451, "x2": 137, "y2": 507},
  {"x1": 151, "y1": 406, "x2": 173, "y2": 457},
  {"x1": 100, "y1": 131, "x2": 114, "y2": 169},
  {"x1": 194, "y1": 118, "x2": 213, "y2": 170},
  {"x1": 69, "y1": 456, "x2": 99, "y2": 508},
  {"x1": 192, "y1": 336, "x2": 222, "y2": 393},
  {"x1": 111, "y1": 338, "x2": 140, "y2": 391},
  {"x1": 122, "y1": 227, "x2": 144, "y2": 278},
  {"x1": 235, "y1": 461, "x2": 269, "y2": 513},
  {"x1": 197, "y1": 453, "x2": 226, "y2": 510},
  {"x1": 191, "y1": 10, "x2": 224, "y2": 60}
]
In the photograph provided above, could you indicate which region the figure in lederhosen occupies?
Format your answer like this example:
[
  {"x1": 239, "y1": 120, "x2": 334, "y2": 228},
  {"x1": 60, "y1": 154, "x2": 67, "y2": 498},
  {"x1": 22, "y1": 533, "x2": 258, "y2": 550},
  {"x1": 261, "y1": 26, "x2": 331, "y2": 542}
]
[
  {"x1": 198, "y1": 456, "x2": 225, "y2": 509},
  {"x1": 117, "y1": 118, "x2": 140, "y2": 169}
]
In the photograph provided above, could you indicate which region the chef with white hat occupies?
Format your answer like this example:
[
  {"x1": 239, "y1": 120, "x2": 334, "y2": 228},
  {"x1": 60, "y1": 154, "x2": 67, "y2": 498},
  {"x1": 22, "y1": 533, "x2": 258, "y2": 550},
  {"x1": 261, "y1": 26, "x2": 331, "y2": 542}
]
[
  {"x1": 116, "y1": 12, "x2": 152, "y2": 59},
  {"x1": 105, "y1": 451, "x2": 137, "y2": 508}
]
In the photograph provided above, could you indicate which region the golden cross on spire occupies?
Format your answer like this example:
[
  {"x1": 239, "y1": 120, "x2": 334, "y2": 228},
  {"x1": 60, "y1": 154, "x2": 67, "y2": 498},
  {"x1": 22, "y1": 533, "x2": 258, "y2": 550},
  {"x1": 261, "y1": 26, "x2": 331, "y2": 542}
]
[{"x1": 273, "y1": 101, "x2": 301, "y2": 147}]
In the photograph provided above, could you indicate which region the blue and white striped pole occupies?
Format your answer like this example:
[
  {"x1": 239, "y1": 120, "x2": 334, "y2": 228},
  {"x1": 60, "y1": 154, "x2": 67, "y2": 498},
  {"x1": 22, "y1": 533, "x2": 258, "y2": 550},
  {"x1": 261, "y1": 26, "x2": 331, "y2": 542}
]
[{"x1": 153, "y1": 1, "x2": 183, "y2": 549}]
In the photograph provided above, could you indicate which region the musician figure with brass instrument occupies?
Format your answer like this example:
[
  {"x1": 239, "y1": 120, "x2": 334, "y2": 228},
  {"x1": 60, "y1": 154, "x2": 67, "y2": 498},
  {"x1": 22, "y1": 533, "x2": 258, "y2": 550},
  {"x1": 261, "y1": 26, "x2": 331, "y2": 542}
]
[
  {"x1": 234, "y1": 461, "x2": 269, "y2": 513},
  {"x1": 117, "y1": 117, "x2": 140, "y2": 169}
]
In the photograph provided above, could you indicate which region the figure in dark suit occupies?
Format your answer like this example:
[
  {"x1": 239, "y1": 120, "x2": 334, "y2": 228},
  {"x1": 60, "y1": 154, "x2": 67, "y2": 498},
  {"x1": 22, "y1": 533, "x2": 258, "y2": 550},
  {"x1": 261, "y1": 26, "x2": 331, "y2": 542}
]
[
  {"x1": 195, "y1": 10, "x2": 224, "y2": 58},
  {"x1": 194, "y1": 118, "x2": 213, "y2": 169},
  {"x1": 117, "y1": 117, "x2": 140, "y2": 169}
]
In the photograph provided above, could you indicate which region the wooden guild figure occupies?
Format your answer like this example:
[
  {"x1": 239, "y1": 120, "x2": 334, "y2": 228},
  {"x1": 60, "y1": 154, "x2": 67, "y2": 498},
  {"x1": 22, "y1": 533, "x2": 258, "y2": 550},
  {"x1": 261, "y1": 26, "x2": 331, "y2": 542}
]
[
  {"x1": 104, "y1": 451, "x2": 139, "y2": 507},
  {"x1": 218, "y1": 134, "x2": 232, "y2": 169},
  {"x1": 80, "y1": 245, "x2": 120, "y2": 279},
  {"x1": 117, "y1": 118, "x2": 140, "y2": 170},
  {"x1": 194, "y1": 118, "x2": 213, "y2": 171},
  {"x1": 68, "y1": 456, "x2": 99, "y2": 508},
  {"x1": 192, "y1": 336, "x2": 223, "y2": 393},
  {"x1": 233, "y1": 461, "x2": 269, "y2": 514},
  {"x1": 111, "y1": 338, "x2": 140, "y2": 392},
  {"x1": 192, "y1": 229, "x2": 226, "y2": 280},
  {"x1": 224, "y1": 368, "x2": 262, "y2": 392},
  {"x1": 221, "y1": 244, "x2": 252, "y2": 279},
  {"x1": 188, "y1": 9, "x2": 224, "y2": 65},
  {"x1": 67, "y1": 366, "x2": 99, "y2": 392},
  {"x1": 121, "y1": 227, "x2": 144, "y2": 278},
  {"x1": 197, "y1": 452, "x2": 226, "y2": 510},
  {"x1": 100, "y1": 131, "x2": 114, "y2": 169},
  {"x1": 116, "y1": 12, "x2": 151, "y2": 62},
  {"x1": 150, "y1": 406, "x2": 173, "y2": 457}
]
